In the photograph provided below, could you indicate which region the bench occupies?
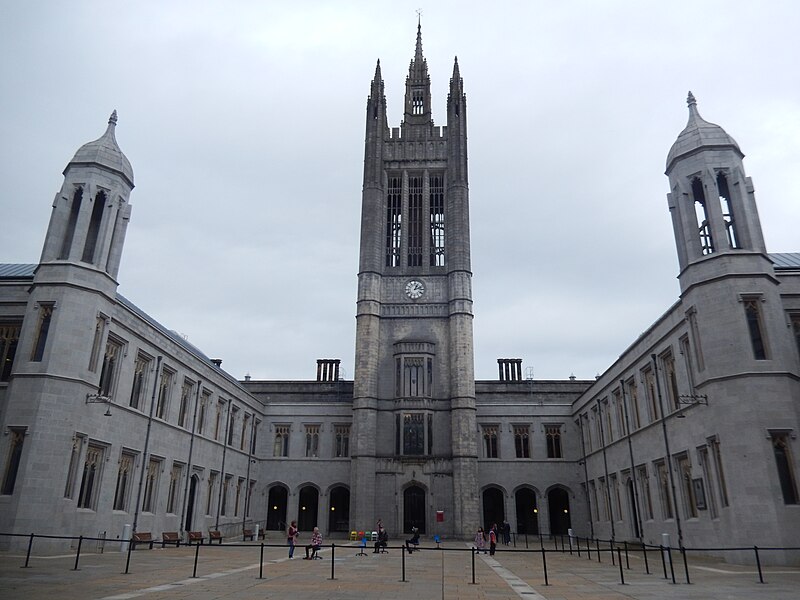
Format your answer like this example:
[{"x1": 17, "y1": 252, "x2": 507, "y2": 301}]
[
  {"x1": 131, "y1": 532, "x2": 154, "y2": 550},
  {"x1": 187, "y1": 531, "x2": 205, "y2": 545},
  {"x1": 257, "y1": 529, "x2": 267, "y2": 540},
  {"x1": 208, "y1": 530, "x2": 223, "y2": 544},
  {"x1": 243, "y1": 529, "x2": 254, "y2": 541},
  {"x1": 161, "y1": 531, "x2": 181, "y2": 548}
]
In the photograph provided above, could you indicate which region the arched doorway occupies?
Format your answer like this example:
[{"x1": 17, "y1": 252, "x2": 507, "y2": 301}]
[
  {"x1": 403, "y1": 485, "x2": 426, "y2": 533},
  {"x1": 548, "y1": 487, "x2": 571, "y2": 535},
  {"x1": 298, "y1": 486, "x2": 319, "y2": 531},
  {"x1": 482, "y1": 487, "x2": 505, "y2": 532},
  {"x1": 184, "y1": 474, "x2": 199, "y2": 531},
  {"x1": 328, "y1": 486, "x2": 350, "y2": 532},
  {"x1": 515, "y1": 488, "x2": 538, "y2": 535},
  {"x1": 266, "y1": 485, "x2": 288, "y2": 531},
  {"x1": 627, "y1": 479, "x2": 640, "y2": 538}
]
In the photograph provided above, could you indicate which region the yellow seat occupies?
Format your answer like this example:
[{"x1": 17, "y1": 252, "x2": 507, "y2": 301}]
[{"x1": 349, "y1": 530, "x2": 358, "y2": 541}]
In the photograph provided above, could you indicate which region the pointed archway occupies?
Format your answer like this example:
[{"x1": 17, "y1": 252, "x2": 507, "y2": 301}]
[
  {"x1": 482, "y1": 487, "x2": 505, "y2": 532},
  {"x1": 547, "y1": 487, "x2": 571, "y2": 535},
  {"x1": 266, "y1": 485, "x2": 288, "y2": 531},
  {"x1": 403, "y1": 485, "x2": 426, "y2": 534},
  {"x1": 515, "y1": 488, "x2": 538, "y2": 535},
  {"x1": 184, "y1": 474, "x2": 199, "y2": 532},
  {"x1": 298, "y1": 486, "x2": 319, "y2": 531},
  {"x1": 328, "y1": 486, "x2": 350, "y2": 532}
]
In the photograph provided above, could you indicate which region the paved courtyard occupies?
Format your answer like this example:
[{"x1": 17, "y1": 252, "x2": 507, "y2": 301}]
[{"x1": 1, "y1": 538, "x2": 798, "y2": 600}]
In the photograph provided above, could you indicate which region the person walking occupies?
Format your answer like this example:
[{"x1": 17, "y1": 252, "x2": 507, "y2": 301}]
[
  {"x1": 502, "y1": 520, "x2": 511, "y2": 545},
  {"x1": 489, "y1": 523, "x2": 497, "y2": 556},
  {"x1": 287, "y1": 520, "x2": 298, "y2": 558},
  {"x1": 474, "y1": 527, "x2": 488, "y2": 554}
]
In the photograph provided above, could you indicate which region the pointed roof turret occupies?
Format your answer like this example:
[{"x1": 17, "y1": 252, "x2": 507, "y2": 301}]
[
  {"x1": 408, "y1": 21, "x2": 429, "y2": 83},
  {"x1": 666, "y1": 91, "x2": 742, "y2": 173},
  {"x1": 66, "y1": 110, "x2": 134, "y2": 187}
]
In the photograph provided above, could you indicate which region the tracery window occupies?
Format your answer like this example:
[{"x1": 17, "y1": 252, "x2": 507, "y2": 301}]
[
  {"x1": 156, "y1": 368, "x2": 174, "y2": 420},
  {"x1": 655, "y1": 460, "x2": 673, "y2": 519},
  {"x1": 385, "y1": 175, "x2": 402, "y2": 267},
  {"x1": 691, "y1": 177, "x2": 714, "y2": 255},
  {"x1": 771, "y1": 433, "x2": 799, "y2": 504},
  {"x1": 1, "y1": 427, "x2": 26, "y2": 495},
  {"x1": 407, "y1": 175, "x2": 423, "y2": 266},
  {"x1": 0, "y1": 322, "x2": 21, "y2": 382},
  {"x1": 335, "y1": 425, "x2": 350, "y2": 457},
  {"x1": 206, "y1": 471, "x2": 217, "y2": 515},
  {"x1": 59, "y1": 186, "x2": 83, "y2": 259},
  {"x1": 661, "y1": 351, "x2": 680, "y2": 411},
  {"x1": 31, "y1": 303, "x2": 54, "y2": 362},
  {"x1": 482, "y1": 425, "x2": 498, "y2": 459},
  {"x1": 82, "y1": 190, "x2": 107, "y2": 264},
  {"x1": 166, "y1": 462, "x2": 183, "y2": 513},
  {"x1": 403, "y1": 413, "x2": 425, "y2": 455},
  {"x1": 709, "y1": 436, "x2": 729, "y2": 507},
  {"x1": 743, "y1": 297, "x2": 768, "y2": 360},
  {"x1": 273, "y1": 425, "x2": 290, "y2": 457},
  {"x1": 113, "y1": 451, "x2": 136, "y2": 511},
  {"x1": 178, "y1": 379, "x2": 194, "y2": 429},
  {"x1": 546, "y1": 425, "x2": 562, "y2": 458},
  {"x1": 64, "y1": 434, "x2": 84, "y2": 499},
  {"x1": 642, "y1": 367, "x2": 659, "y2": 422},
  {"x1": 221, "y1": 474, "x2": 232, "y2": 516},
  {"x1": 429, "y1": 174, "x2": 445, "y2": 266},
  {"x1": 626, "y1": 378, "x2": 641, "y2": 430},
  {"x1": 197, "y1": 390, "x2": 211, "y2": 436},
  {"x1": 412, "y1": 89, "x2": 424, "y2": 115},
  {"x1": 142, "y1": 458, "x2": 161, "y2": 513},
  {"x1": 98, "y1": 337, "x2": 123, "y2": 397},
  {"x1": 513, "y1": 425, "x2": 530, "y2": 458},
  {"x1": 305, "y1": 424, "x2": 320, "y2": 457},
  {"x1": 637, "y1": 465, "x2": 653, "y2": 520},
  {"x1": 234, "y1": 478, "x2": 243, "y2": 516},
  {"x1": 129, "y1": 353, "x2": 151, "y2": 410},
  {"x1": 676, "y1": 454, "x2": 697, "y2": 518},
  {"x1": 241, "y1": 413, "x2": 250, "y2": 451},
  {"x1": 77, "y1": 444, "x2": 104, "y2": 509},
  {"x1": 395, "y1": 355, "x2": 433, "y2": 398}
]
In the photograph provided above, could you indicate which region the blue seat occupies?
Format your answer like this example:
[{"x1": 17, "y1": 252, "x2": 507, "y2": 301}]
[
  {"x1": 434, "y1": 535, "x2": 441, "y2": 548},
  {"x1": 356, "y1": 537, "x2": 368, "y2": 556}
]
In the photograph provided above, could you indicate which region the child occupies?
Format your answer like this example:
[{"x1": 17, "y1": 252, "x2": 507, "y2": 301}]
[{"x1": 474, "y1": 527, "x2": 487, "y2": 554}]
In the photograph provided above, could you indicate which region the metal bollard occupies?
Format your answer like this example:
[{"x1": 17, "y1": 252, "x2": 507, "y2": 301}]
[
  {"x1": 643, "y1": 542, "x2": 650, "y2": 575},
  {"x1": 611, "y1": 539, "x2": 616, "y2": 566},
  {"x1": 596, "y1": 538, "x2": 601, "y2": 563},
  {"x1": 659, "y1": 544, "x2": 667, "y2": 579},
  {"x1": 624, "y1": 540, "x2": 630, "y2": 569},
  {"x1": 72, "y1": 536, "x2": 83, "y2": 571},
  {"x1": 754, "y1": 546, "x2": 764, "y2": 584},
  {"x1": 124, "y1": 536, "x2": 133, "y2": 574},
  {"x1": 192, "y1": 543, "x2": 200, "y2": 578},
  {"x1": 471, "y1": 548, "x2": 476, "y2": 584},
  {"x1": 330, "y1": 543, "x2": 336, "y2": 580},
  {"x1": 667, "y1": 546, "x2": 676, "y2": 584},
  {"x1": 22, "y1": 533, "x2": 34, "y2": 568},
  {"x1": 617, "y1": 548, "x2": 625, "y2": 584},
  {"x1": 259, "y1": 543, "x2": 264, "y2": 579},
  {"x1": 541, "y1": 545, "x2": 549, "y2": 586},
  {"x1": 681, "y1": 546, "x2": 690, "y2": 584},
  {"x1": 401, "y1": 542, "x2": 406, "y2": 582}
]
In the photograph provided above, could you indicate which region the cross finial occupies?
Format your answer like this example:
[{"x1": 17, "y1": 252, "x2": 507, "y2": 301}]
[
  {"x1": 416, "y1": 8, "x2": 422, "y2": 27},
  {"x1": 108, "y1": 110, "x2": 118, "y2": 125}
]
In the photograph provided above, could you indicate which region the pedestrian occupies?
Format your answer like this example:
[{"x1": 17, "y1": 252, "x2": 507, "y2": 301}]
[
  {"x1": 474, "y1": 527, "x2": 487, "y2": 554},
  {"x1": 503, "y1": 520, "x2": 510, "y2": 545},
  {"x1": 405, "y1": 526, "x2": 420, "y2": 554},
  {"x1": 489, "y1": 523, "x2": 497, "y2": 556},
  {"x1": 373, "y1": 525, "x2": 389, "y2": 553},
  {"x1": 304, "y1": 526, "x2": 322, "y2": 559},
  {"x1": 287, "y1": 520, "x2": 298, "y2": 558}
]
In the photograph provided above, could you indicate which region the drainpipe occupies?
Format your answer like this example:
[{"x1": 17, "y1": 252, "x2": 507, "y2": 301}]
[
  {"x1": 596, "y1": 398, "x2": 615, "y2": 540},
  {"x1": 180, "y1": 380, "x2": 202, "y2": 535},
  {"x1": 577, "y1": 415, "x2": 594, "y2": 538},
  {"x1": 243, "y1": 413, "x2": 257, "y2": 536},
  {"x1": 620, "y1": 379, "x2": 644, "y2": 545},
  {"x1": 133, "y1": 355, "x2": 162, "y2": 533},
  {"x1": 215, "y1": 399, "x2": 232, "y2": 530},
  {"x1": 652, "y1": 353, "x2": 683, "y2": 548}
]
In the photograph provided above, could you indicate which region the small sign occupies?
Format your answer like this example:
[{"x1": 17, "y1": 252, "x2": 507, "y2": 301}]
[{"x1": 436, "y1": 510, "x2": 444, "y2": 522}]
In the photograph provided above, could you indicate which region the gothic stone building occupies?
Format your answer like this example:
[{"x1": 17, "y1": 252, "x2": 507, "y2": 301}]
[{"x1": 1, "y1": 28, "x2": 798, "y2": 560}]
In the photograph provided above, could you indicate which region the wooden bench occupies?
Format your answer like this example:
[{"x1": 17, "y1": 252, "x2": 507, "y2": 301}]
[
  {"x1": 208, "y1": 530, "x2": 223, "y2": 544},
  {"x1": 243, "y1": 529, "x2": 255, "y2": 541},
  {"x1": 161, "y1": 531, "x2": 181, "y2": 548},
  {"x1": 257, "y1": 529, "x2": 267, "y2": 540},
  {"x1": 187, "y1": 531, "x2": 205, "y2": 545},
  {"x1": 131, "y1": 532, "x2": 154, "y2": 550}
]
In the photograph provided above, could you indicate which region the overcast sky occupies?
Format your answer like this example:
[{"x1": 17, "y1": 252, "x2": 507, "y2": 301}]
[{"x1": 1, "y1": 1, "x2": 798, "y2": 382}]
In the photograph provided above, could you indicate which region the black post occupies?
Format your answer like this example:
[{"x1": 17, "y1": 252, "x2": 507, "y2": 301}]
[
  {"x1": 22, "y1": 533, "x2": 34, "y2": 568},
  {"x1": 124, "y1": 536, "x2": 133, "y2": 574},
  {"x1": 471, "y1": 548, "x2": 476, "y2": 584},
  {"x1": 611, "y1": 539, "x2": 616, "y2": 566},
  {"x1": 617, "y1": 548, "x2": 625, "y2": 585},
  {"x1": 568, "y1": 534, "x2": 573, "y2": 556},
  {"x1": 192, "y1": 543, "x2": 200, "y2": 578},
  {"x1": 330, "y1": 544, "x2": 336, "y2": 580},
  {"x1": 259, "y1": 543, "x2": 264, "y2": 579},
  {"x1": 681, "y1": 546, "x2": 690, "y2": 584},
  {"x1": 668, "y1": 546, "x2": 676, "y2": 584},
  {"x1": 624, "y1": 540, "x2": 630, "y2": 570},
  {"x1": 754, "y1": 546, "x2": 764, "y2": 584},
  {"x1": 72, "y1": 536, "x2": 83, "y2": 571},
  {"x1": 512, "y1": 532, "x2": 516, "y2": 547},
  {"x1": 659, "y1": 545, "x2": 667, "y2": 579},
  {"x1": 643, "y1": 543, "x2": 650, "y2": 575},
  {"x1": 525, "y1": 532, "x2": 528, "y2": 549},
  {"x1": 596, "y1": 538, "x2": 601, "y2": 563},
  {"x1": 586, "y1": 536, "x2": 591, "y2": 559},
  {"x1": 541, "y1": 546, "x2": 549, "y2": 586},
  {"x1": 576, "y1": 535, "x2": 581, "y2": 557},
  {"x1": 401, "y1": 542, "x2": 406, "y2": 582}
]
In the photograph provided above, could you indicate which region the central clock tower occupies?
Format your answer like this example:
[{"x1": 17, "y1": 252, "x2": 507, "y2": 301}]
[{"x1": 350, "y1": 24, "x2": 478, "y2": 536}]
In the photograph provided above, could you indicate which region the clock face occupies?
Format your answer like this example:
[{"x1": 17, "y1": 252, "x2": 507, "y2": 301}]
[{"x1": 405, "y1": 280, "x2": 425, "y2": 299}]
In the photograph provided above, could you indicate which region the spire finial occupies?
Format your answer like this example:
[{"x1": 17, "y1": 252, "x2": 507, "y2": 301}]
[
  {"x1": 687, "y1": 91, "x2": 696, "y2": 107},
  {"x1": 108, "y1": 110, "x2": 118, "y2": 126},
  {"x1": 414, "y1": 11, "x2": 424, "y2": 63}
]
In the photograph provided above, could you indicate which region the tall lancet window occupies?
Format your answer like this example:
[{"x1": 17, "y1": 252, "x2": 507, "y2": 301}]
[
  {"x1": 59, "y1": 187, "x2": 83, "y2": 259},
  {"x1": 429, "y1": 174, "x2": 445, "y2": 266},
  {"x1": 412, "y1": 90, "x2": 424, "y2": 115},
  {"x1": 82, "y1": 190, "x2": 107, "y2": 263},
  {"x1": 385, "y1": 176, "x2": 402, "y2": 267},
  {"x1": 408, "y1": 175, "x2": 423, "y2": 266},
  {"x1": 691, "y1": 178, "x2": 714, "y2": 255},
  {"x1": 716, "y1": 172, "x2": 739, "y2": 249}
]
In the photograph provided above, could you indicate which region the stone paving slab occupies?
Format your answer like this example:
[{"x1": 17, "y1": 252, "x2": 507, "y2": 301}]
[{"x1": 1, "y1": 540, "x2": 798, "y2": 600}]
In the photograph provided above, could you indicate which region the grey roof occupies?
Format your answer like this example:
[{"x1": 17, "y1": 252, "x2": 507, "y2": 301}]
[
  {"x1": 0, "y1": 263, "x2": 36, "y2": 278},
  {"x1": 666, "y1": 92, "x2": 741, "y2": 173},
  {"x1": 770, "y1": 252, "x2": 800, "y2": 270},
  {"x1": 66, "y1": 111, "x2": 134, "y2": 187}
]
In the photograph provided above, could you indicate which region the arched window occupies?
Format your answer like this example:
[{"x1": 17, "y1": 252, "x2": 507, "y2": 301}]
[
  {"x1": 691, "y1": 178, "x2": 714, "y2": 255},
  {"x1": 717, "y1": 172, "x2": 739, "y2": 248},
  {"x1": 82, "y1": 190, "x2": 106, "y2": 263},
  {"x1": 59, "y1": 187, "x2": 83, "y2": 259}
]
